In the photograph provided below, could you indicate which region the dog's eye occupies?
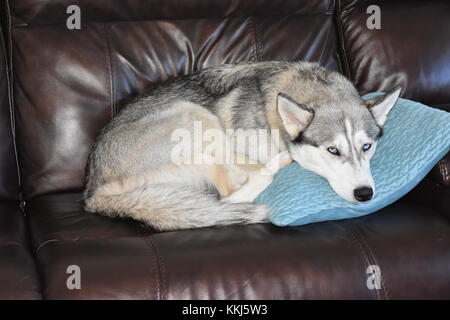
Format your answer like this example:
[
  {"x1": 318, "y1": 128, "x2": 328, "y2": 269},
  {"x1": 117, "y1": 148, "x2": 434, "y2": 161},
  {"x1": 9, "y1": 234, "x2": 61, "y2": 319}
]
[
  {"x1": 362, "y1": 143, "x2": 372, "y2": 151},
  {"x1": 327, "y1": 147, "x2": 340, "y2": 156}
]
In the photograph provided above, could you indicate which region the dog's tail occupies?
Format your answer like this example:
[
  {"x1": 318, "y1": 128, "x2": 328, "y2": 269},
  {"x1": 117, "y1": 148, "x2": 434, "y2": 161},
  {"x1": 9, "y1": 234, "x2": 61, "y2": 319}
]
[{"x1": 84, "y1": 181, "x2": 268, "y2": 231}]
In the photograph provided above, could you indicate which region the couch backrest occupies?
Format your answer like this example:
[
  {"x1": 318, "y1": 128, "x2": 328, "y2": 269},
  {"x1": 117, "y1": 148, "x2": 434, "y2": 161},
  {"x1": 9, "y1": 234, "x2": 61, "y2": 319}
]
[
  {"x1": 3, "y1": 0, "x2": 450, "y2": 199},
  {"x1": 0, "y1": 22, "x2": 19, "y2": 200},
  {"x1": 6, "y1": 0, "x2": 341, "y2": 199},
  {"x1": 339, "y1": 0, "x2": 450, "y2": 106}
]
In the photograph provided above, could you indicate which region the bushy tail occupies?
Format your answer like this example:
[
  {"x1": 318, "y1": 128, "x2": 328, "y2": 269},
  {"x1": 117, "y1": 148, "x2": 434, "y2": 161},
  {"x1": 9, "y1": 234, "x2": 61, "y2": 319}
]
[{"x1": 84, "y1": 182, "x2": 268, "y2": 231}]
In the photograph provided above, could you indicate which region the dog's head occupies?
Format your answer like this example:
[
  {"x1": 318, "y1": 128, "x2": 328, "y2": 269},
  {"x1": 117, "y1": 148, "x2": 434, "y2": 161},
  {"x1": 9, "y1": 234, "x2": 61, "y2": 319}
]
[{"x1": 277, "y1": 87, "x2": 401, "y2": 203}]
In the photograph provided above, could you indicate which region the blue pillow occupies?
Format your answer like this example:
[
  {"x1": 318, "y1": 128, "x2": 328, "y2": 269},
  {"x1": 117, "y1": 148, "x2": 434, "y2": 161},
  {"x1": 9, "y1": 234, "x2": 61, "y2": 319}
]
[{"x1": 255, "y1": 93, "x2": 450, "y2": 227}]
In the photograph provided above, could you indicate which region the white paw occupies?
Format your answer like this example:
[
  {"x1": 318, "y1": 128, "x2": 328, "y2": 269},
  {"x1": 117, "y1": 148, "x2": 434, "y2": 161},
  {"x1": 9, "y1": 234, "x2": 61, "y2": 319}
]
[
  {"x1": 264, "y1": 151, "x2": 293, "y2": 174},
  {"x1": 226, "y1": 166, "x2": 249, "y2": 190},
  {"x1": 249, "y1": 172, "x2": 274, "y2": 189}
]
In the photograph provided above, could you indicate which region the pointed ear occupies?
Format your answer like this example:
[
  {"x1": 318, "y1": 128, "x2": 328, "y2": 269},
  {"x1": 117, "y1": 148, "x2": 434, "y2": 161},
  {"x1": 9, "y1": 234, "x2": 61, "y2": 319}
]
[
  {"x1": 366, "y1": 87, "x2": 401, "y2": 126},
  {"x1": 277, "y1": 93, "x2": 314, "y2": 139}
]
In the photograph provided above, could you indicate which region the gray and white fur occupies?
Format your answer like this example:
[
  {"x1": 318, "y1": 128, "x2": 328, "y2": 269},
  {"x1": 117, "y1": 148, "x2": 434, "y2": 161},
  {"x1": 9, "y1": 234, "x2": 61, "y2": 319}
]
[{"x1": 84, "y1": 61, "x2": 401, "y2": 231}]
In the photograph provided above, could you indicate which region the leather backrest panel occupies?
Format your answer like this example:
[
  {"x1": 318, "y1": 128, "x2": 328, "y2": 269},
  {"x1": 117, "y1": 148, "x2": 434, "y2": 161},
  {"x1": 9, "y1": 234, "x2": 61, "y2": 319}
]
[
  {"x1": 8, "y1": 0, "x2": 340, "y2": 199},
  {"x1": 10, "y1": 0, "x2": 334, "y2": 25},
  {"x1": 339, "y1": 0, "x2": 450, "y2": 105}
]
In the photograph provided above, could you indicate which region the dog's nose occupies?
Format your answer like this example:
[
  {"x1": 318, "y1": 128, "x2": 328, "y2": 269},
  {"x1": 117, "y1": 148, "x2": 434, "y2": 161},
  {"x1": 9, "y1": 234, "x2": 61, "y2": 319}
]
[{"x1": 354, "y1": 187, "x2": 373, "y2": 202}]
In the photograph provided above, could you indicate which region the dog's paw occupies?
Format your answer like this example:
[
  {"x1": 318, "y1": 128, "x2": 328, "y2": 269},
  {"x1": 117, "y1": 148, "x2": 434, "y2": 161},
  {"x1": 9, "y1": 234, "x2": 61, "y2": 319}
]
[
  {"x1": 263, "y1": 151, "x2": 293, "y2": 175},
  {"x1": 277, "y1": 151, "x2": 293, "y2": 168},
  {"x1": 226, "y1": 165, "x2": 249, "y2": 190},
  {"x1": 249, "y1": 171, "x2": 274, "y2": 188}
]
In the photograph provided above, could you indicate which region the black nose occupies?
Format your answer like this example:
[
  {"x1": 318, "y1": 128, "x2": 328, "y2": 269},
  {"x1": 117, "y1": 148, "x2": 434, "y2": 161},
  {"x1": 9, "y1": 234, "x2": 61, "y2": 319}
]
[{"x1": 354, "y1": 187, "x2": 373, "y2": 202}]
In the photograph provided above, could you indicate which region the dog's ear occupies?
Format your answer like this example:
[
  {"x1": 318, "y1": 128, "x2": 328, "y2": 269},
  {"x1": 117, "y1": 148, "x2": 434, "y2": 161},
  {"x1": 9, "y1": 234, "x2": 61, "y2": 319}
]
[
  {"x1": 366, "y1": 87, "x2": 401, "y2": 126},
  {"x1": 277, "y1": 93, "x2": 314, "y2": 139}
]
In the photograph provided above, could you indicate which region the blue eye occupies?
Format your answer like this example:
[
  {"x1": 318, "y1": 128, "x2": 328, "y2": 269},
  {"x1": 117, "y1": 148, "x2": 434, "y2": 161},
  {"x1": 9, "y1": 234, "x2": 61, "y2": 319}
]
[
  {"x1": 327, "y1": 147, "x2": 340, "y2": 156},
  {"x1": 362, "y1": 143, "x2": 372, "y2": 151}
]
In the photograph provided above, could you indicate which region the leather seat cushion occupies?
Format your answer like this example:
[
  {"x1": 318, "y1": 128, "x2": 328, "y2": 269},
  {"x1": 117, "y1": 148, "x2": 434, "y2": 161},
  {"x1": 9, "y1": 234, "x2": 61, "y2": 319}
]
[
  {"x1": 0, "y1": 201, "x2": 42, "y2": 299},
  {"x1": 26, "y1": 193, "x2": 450, "y2": 299}
]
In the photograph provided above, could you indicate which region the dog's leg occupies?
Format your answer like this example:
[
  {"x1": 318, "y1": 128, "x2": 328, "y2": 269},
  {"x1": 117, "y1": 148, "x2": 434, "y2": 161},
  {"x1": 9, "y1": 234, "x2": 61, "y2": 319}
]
[{"x1": 223, "y1": 151, "x2": 292, "y2": 203}]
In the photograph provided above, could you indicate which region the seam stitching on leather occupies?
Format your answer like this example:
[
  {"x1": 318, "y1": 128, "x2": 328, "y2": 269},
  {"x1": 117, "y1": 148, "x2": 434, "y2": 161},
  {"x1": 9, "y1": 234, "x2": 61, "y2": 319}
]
[
  {"x1": 145, "y1": 234, "x2": 166, "y2": 300},
  {"x1": 134, "y1": 222, "x2": 160, "y2": 300},
  {"x1": 352, "y1": 226, "x2": 391, "y2": 300},
  {"x1": 339, "y1": 222, "x2": 382, "y2": 300},
  {"x1": 4, "y1": 0, "x2": 22, "y2": 200},
  {"x1": 439, "y1": 159, "x2": 449, "y2": 185},
  {"x1": 146, "y1": 236, "x2": 160, "y2": 300},
  {"x1": 333, "y1": 0, "x2": 352, "y2": 79},
  {"x1": 249, "y1": 16, "x2": 261, "y2": 62},
  {"x1": 438, "y1": 160, "x2": 444, "y2": 184},
  {"x1": 108, "y1": 26, "x2": 117, "y2": 116},
  {"x1": 8, "y1": 13, "x2": 335, "y2": 29},
  {"x1": 150, "y1": 235, "x2": 167, "y2": 300},
  {"x1": 103, "y1": 24, "x2": 115, "y2": 118}
]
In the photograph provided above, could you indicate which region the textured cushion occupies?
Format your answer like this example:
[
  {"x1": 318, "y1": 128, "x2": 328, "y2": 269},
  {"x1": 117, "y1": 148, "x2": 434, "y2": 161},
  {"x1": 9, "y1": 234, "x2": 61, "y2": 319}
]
[{"x1": 255, "y1": 94, "x2": 450, "y2": 226}]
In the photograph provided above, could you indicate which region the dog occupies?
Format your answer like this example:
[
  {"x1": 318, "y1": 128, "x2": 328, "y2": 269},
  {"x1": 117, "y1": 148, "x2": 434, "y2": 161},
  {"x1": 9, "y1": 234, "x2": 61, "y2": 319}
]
[{"x1": 84, "y1": 61, "x2": 401, "y2": 231}]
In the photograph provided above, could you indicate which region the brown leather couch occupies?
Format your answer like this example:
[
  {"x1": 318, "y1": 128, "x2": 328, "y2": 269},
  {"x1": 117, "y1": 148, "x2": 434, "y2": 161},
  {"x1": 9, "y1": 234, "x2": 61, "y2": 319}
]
[{"x1": 0, "y1": 0, "x2": 449, "y2": 300}]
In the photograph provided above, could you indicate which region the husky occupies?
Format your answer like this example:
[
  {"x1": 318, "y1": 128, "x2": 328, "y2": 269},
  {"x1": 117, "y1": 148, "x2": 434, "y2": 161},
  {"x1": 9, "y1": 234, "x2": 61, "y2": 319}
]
[{"x1": 84, "y1": 61, "x2": 401, "y2": 231}]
